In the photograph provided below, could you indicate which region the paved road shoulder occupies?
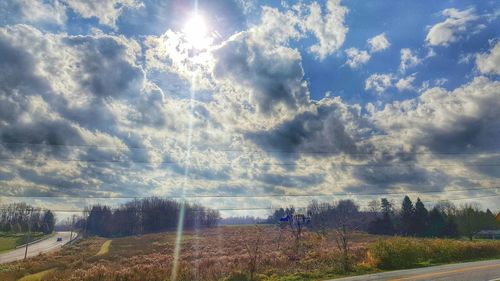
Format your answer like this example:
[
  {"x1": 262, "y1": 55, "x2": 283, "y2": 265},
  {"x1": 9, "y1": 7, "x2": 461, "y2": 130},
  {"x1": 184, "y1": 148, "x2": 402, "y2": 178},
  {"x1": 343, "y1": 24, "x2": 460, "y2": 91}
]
[{"x1": 329, "y1": 259, "x2": 500, "y2": 281}]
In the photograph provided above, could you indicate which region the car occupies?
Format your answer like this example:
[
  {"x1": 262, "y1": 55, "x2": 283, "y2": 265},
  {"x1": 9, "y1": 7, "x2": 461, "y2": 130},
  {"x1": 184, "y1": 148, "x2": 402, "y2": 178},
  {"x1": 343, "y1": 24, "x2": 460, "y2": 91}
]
[{"x1": 57, "y1": 237, "x2": 63, "y2": 242}]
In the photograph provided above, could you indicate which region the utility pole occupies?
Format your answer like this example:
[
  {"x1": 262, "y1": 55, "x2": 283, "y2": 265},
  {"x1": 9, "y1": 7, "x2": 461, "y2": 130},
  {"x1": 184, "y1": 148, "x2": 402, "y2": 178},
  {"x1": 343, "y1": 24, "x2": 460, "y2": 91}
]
[{"x1": 24, "y1": 207, "x2": 33, "y2": 260}]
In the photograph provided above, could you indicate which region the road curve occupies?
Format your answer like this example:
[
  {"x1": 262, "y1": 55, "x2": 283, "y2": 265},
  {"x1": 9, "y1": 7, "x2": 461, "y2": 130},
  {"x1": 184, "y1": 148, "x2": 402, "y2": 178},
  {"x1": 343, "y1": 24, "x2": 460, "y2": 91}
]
[
  {"x1": 0, "y1": 231, "x2": 74, "y2": 264},
  {"x1": 330, "y1": 259, "x2": 500, "y2": 281}
]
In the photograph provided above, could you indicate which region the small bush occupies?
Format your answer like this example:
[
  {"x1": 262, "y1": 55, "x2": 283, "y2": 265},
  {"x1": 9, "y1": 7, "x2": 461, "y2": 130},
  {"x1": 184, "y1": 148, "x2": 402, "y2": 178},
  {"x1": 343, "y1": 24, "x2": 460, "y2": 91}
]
[
  {"x1": 367, "y1": 237, "x2": 500, "y2": 269},
  {"x1": 221, "y1": 271, "x2": 250, "y2": 281}
]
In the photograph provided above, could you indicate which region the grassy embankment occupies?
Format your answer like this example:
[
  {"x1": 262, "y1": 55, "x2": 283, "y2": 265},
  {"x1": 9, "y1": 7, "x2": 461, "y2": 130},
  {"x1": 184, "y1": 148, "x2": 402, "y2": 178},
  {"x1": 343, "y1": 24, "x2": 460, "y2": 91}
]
[
  {"x1": 0, "y1": 232, "x2": 52, "y2": 252},
  {"x1": 0, "y1": 226, "x2": 498, "y2": 281}
]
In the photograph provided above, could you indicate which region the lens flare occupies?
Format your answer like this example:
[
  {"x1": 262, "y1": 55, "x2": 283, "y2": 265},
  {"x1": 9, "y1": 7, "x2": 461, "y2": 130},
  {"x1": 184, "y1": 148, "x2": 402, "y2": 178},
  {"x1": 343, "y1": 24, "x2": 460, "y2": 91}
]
[{"x1": 183, "y1": 14, "x2": 211, "y2": 48}]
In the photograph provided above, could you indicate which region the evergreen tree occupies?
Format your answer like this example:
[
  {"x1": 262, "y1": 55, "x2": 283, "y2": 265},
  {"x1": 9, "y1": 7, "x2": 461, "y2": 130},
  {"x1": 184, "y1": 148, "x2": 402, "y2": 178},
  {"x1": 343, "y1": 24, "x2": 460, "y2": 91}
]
[
  {"x1": 485, "y1": 209, "x2": 498, "y2": 229},
  {"x1": 380, "y1": 198, "x2": 393, "y2": 215},
  {"x1": 41, "y1": 210, "x2": 55, "y2": 234},
  {"x1": 400, "y1": 196, "x2": 415, "y2": 235},
  {"x1": 426, "y1": 207, "x2": 446, "y2": 237},
  {"x1": 413, "y1": 198, "x2": 428, "y2": 237},
  {"x1": 443, "y1": 215, "x2": 459, "y2": 238},
  {"x1": 368, "y1": 212, "x2": 395, "y2": 235}
]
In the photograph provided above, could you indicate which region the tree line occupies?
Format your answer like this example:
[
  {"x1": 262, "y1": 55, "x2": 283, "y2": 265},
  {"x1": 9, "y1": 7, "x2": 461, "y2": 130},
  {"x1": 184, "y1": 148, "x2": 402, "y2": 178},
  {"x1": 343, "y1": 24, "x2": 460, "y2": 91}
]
[
  {"x1": 82, "y1": 197, "x2": 220, "y2": 237},
  {"x1": 367, "y1": 196, "x2": 499, "y2": 239},
  {"x1": 0, "y1": 202, "x2": 55, "y2": 234},
  {"x1": 267, "y1": 200, "x2": 373, "y2": 231},
  {"x1": 267, "y1": 196, "x2": 499, "y2": 240},
  {"x1": 220, "y1": 216, "x2": 266, "y2": 225}
]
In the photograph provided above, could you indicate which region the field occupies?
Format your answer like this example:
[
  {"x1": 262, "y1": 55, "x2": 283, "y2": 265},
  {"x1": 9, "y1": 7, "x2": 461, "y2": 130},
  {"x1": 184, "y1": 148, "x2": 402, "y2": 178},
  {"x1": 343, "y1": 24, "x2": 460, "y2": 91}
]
[
  {"x1": 0, "y1": 233, "x2": 52, "y2": 253},
  {"x1": 0, "y1": 226, "x2": 499, "y2": 281}
]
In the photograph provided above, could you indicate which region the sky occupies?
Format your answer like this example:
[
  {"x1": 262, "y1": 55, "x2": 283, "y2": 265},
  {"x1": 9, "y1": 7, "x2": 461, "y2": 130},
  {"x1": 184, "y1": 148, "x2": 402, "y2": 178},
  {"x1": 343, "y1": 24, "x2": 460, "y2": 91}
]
[{"x1": 0, "y1": 0, "x2": 499, "y2": 218}]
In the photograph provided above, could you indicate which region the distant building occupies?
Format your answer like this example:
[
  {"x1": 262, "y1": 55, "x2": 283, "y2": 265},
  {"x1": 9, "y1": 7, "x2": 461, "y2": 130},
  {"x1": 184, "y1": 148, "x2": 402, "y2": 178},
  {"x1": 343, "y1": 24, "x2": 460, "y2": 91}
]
[{"x1": 475, "y1": 230, "x2": 500, "y2": 240}]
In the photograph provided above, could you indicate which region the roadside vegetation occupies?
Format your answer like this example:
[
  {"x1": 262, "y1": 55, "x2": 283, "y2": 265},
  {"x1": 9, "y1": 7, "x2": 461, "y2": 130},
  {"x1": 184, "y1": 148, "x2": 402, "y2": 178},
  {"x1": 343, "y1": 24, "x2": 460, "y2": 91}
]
[
  {"x1": 0, "y1": 203, "x2": 55, "y2": 234},
  {"x1": 0, "y1": 232, "x2": 53, "y2": 252},
  {"x1": 1, "y1": 225, "x2": 499, "y2": 281},
  {"x1": 367, "y1": 237, "x2": 500, "y2": 269},
  {"x1": 0, "y1": 196, "x2": 498, "y2": 280},
  {"x1": 0, "y1": 202, "x2": 56, "y2": 253}
]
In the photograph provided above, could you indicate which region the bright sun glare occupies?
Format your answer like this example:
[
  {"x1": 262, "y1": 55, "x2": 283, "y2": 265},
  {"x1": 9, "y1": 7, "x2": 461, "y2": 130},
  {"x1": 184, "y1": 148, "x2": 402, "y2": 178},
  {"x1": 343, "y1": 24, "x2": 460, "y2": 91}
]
[{"x1": 183, "y1": 14, "x2": 211, "y2": 49}]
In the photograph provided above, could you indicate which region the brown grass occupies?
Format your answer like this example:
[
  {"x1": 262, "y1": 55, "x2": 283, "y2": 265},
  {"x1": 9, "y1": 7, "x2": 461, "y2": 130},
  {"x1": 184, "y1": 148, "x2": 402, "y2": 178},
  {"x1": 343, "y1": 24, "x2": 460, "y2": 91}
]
[{"x1": 4, "y1": 226, "x2": 495, "y2": 281}]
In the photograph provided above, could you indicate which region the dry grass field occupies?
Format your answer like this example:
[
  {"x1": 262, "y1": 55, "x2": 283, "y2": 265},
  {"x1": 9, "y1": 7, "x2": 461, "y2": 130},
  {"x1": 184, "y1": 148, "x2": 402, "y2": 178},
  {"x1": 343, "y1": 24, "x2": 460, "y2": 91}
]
[{"x1": 1, "y1": 226, "x2": 498, "y2": 281}]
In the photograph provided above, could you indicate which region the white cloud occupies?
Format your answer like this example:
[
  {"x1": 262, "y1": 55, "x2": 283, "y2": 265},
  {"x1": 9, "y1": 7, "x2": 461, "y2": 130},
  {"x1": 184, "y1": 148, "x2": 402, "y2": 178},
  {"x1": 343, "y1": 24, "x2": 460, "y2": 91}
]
[
  {"x1": 0, "y1": 0, "x2": 67, "y2": 26},
  {"x1": 365, "y1": 73, "x2": 394, "y2": 93},
  {"x1": 425, "y1": 8, "x2": 478, "y2": 46},
  {"x1": 475, "y1": 42, "x2": 500, "y2": 75},
  {"x1": 252, "y1": 6, "x2": 303, "y2": 46},
  {"x1": 345, "y1": 47, "x2": 370, "y2": 68},
  {"x1": 63, "y1": 0, "x2": 142, "y2": 27},
  {"x1": 212, "y1": 31, "x2": 309, "y2": 115},
  {"x1": 303, "y1": 0, "x2": 348, "y2": 60},
  {"x1": 367, "y1": 33, "x2": 390, "y2": 52},
  {"x1": 229, "y1": 0, "x2": 349, "y2": 61},
  {"x1": 3, "y1": 2, "x2": 500, "y2": 212},
  {"x1": 19, "y1": 0, "x2": 67, "y2": 25},
  {"x1": 396, "y1": 74, "x2": 416, "y2": 91},
  {"x1": 373, "y1": 76, "x2": 500, "y2": 154},
  {"x1": 399, "y1": 48, "x2": 421, "y2": 72}
]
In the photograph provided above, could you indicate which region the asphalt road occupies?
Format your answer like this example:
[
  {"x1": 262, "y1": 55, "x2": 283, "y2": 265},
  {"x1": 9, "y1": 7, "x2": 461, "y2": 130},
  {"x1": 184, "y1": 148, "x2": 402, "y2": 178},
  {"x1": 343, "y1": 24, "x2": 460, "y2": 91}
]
[
  {"x1": 330, "y1": 259, "x2": 500, "y2": 281},
  {"x1": 0, "y1": 231, "x2": 74, "y2": 264}
]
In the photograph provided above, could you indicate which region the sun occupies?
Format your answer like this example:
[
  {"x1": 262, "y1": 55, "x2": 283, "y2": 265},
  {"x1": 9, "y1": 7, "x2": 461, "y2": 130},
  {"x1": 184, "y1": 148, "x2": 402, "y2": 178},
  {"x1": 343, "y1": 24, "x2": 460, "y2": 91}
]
[{"x1": 183, "y1": 13, "x2": 211, "y2": 49}]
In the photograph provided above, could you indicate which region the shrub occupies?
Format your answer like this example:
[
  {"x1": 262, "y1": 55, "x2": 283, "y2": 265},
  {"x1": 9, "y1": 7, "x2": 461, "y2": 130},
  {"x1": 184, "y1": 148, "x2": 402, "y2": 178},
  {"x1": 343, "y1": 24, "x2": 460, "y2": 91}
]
[{"x1": 367, "y1": 237, "x2": 500, "y2": 269}]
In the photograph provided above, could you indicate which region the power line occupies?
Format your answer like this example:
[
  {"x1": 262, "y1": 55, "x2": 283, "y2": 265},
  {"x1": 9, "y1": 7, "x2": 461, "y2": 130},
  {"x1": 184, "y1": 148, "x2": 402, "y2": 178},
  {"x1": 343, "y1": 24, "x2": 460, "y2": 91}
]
[
  {"x1": 2, "y1": 141, "x2": 499, "y2": 156},
  {"x1": 1, "y1": 157, "x2": 499, "y2": 167},
  {"x1": 1, "y1": 186, "x2": 498, "y2": 199},
  {"x1": 1, "y1": 194, "x2": 498, "y2": 213}
]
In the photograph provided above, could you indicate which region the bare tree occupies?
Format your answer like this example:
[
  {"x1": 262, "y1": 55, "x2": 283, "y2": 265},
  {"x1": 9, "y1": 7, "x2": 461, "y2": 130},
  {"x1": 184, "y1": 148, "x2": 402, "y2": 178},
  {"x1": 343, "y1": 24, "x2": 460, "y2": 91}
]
[
  {"x1": 280, "y1": 210, "x2": 310, "y2": 259},
  {"x1": 332, "y1": 200, "x2": 359, "y2": 272},
  {"x1": 242, "y1": 226, "x2": 264, "y2": 281}
]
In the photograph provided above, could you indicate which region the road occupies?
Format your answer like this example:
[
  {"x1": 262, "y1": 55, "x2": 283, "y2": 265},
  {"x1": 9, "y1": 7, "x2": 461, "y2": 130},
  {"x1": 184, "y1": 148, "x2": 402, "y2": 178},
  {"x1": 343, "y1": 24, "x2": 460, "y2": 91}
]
[
  {"x1": 331, "y1": 259, "x2": 500, "y2": 281},
  {"x1": 0, "y1": 231, "x2": 74, "y2": 264}
]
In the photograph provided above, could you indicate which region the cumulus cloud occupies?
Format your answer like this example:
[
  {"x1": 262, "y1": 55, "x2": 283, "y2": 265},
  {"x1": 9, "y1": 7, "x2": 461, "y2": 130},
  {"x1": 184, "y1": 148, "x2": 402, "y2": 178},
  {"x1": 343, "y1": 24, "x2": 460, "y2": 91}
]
[
  {"x1": 249, "y1": 0, "x2": 349, "y2": 61},
  {"x1": 63, "y1": 0, "x2": 142, "y2": 27},
  {"x1": 246, "y1": 97, "x2": 374, "y2": 157},
  {"x1": 373, "y1": 76, "x2": 500, "y2": 153},
  {"x1": 395, "y1": 74, "x2": 416, "y2": 91},
  {"x1": 475, "y1": 42, "x2": 500, "y2": 75},
  {"x1": 212, "y1": 32, "x2": 309, "y2": 114},
  {"x1": 367, "y1": 33, "x2": 390, "y2": 52},
  {"x1": 399, "y1": 48, "x2": 421, "y2": 72},
  {"x1": 345, "y1": 47, "x2": 370, "y2": 69},
  {"x1": 303, "y1": 0, "x2": 349, "y2": 60},
  {"x1": 0, "y1": 24, "x2": 174, "y2": 196},
  {"x1": 1, "y1": 1, "x2": 499, "y2": 212},
  {"x1": 0, "y1": 0, "x2": 67, "y2": 26},
  {"x1": 425, "y1": 7, "x2": 479, "y2": 46},
  {"x1": 253, "y1": 6, "x2": 303, "y2": 46},
  {"x1": 365, "y1": 73, "x2": 394, "y2": 93}
]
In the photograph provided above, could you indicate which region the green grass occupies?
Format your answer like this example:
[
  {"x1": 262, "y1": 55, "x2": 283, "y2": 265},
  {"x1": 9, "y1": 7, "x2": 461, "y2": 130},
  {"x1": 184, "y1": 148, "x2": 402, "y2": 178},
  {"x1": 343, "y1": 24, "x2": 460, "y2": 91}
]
[
  {"x1": 0, "y1": 232, "x2": 51, "y2": 253},
  {"x1": 0, "y1": 237, "x2": 17, "y2": 252},
  {"x1": 367, "y1": 236, "x2": 500, "y2": 269}
]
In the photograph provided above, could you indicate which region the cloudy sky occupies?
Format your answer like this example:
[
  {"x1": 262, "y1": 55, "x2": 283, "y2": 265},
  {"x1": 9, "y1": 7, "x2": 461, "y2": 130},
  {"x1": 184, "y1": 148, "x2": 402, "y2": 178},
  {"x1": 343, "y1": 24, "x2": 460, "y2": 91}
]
[{"x1": 0, "y1": 0, "x2": 499, "y2": 217}]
